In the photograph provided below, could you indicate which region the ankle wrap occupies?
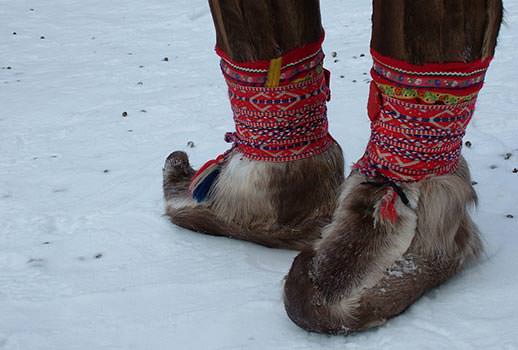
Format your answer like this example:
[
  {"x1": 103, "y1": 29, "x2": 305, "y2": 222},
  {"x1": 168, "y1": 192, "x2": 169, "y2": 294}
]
[
  {"x1": 217, "y1": 37, "x2": 334, "y2": 162},
  {"x1": 189, "y1": 37, "x2": 334, "y2": 202},
  {"x1": 355, "y1": 50, "x2": 492, "y2": 182}
]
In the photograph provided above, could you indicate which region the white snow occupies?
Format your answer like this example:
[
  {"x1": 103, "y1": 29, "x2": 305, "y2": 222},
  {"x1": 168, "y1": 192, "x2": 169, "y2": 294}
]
[{"x1": 1, "y1": 0, "x2": 518, "y2": 349}]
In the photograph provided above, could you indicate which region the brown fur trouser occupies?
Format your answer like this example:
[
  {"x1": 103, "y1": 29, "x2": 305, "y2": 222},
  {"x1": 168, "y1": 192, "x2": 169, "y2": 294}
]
[{"x1": 209, "y1": 0, "x2": 502, "y2": 63}]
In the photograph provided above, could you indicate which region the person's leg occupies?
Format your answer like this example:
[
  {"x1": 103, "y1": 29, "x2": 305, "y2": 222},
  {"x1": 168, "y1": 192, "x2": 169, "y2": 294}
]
[
  {"x1": 284, "y1": 0, "x2": 503, "y2": 333},
  {"x1": 163, "y1": 0, "x2": 344, "y2": 250}
]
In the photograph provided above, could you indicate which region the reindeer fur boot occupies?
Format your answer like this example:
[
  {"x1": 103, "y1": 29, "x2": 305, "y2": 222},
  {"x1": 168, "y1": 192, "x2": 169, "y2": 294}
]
[
  {"x1": 163, "y1": 38, "x2": 344, "y2": 250},
  {"x1": 284, "y1": 47, "x2": 494, "y2": 333}
]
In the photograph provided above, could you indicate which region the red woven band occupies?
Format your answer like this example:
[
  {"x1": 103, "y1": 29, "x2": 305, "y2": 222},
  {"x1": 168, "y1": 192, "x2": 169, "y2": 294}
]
[
  {"x1": 217, "y1": 36, "x2": 334, "y2": 162},
  {"x1": 355, "y1": 50, "x2": 492, "y2": 182}
]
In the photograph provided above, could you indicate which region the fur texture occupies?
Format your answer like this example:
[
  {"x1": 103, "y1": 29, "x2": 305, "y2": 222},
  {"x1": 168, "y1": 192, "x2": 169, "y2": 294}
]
[
  {"x1": 164, "y1": 144, "x2": 344, "y2": 250},
  {"x1": 208, "y1": 0, "x2": 323, "y2": 62},
  {"x1": 371, "y1": 0, "x2": 503, "y2": 63},
  {"x1": 283, "y1": 158, "x2": 482, "y2": 333}
]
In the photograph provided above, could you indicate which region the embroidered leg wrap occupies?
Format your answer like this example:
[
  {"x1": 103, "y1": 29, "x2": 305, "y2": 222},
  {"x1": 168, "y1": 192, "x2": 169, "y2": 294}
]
[
  {"x1": 355, "y1": 50, "x2": 492, "y2": 222},
  {"x1": 190, "y1": 36, "x2": 335, "y2": 202}
]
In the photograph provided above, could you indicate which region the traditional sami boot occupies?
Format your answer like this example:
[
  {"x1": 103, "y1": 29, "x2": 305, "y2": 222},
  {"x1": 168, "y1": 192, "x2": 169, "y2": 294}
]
[
  {"x1": 283, "y1": 0, "x2": 503, "y2": 333},
  {"x1": 163, "y1": 0, "x2": 344, "y2": 250}
]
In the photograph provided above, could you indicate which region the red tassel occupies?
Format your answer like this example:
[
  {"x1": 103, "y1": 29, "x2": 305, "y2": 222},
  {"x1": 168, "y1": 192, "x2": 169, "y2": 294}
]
[
  {"x1": 379, "y1": 189, "x2": 399, "y2": 224},
  {"x1": 189, "y1": 154, "x2": 226, "y2": 202}
]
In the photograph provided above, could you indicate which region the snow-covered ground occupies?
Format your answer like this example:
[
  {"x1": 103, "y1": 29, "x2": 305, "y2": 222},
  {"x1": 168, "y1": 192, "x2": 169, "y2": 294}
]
[{"x1": 1, "y1": 0, "x2": 518, "y2": 349}]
